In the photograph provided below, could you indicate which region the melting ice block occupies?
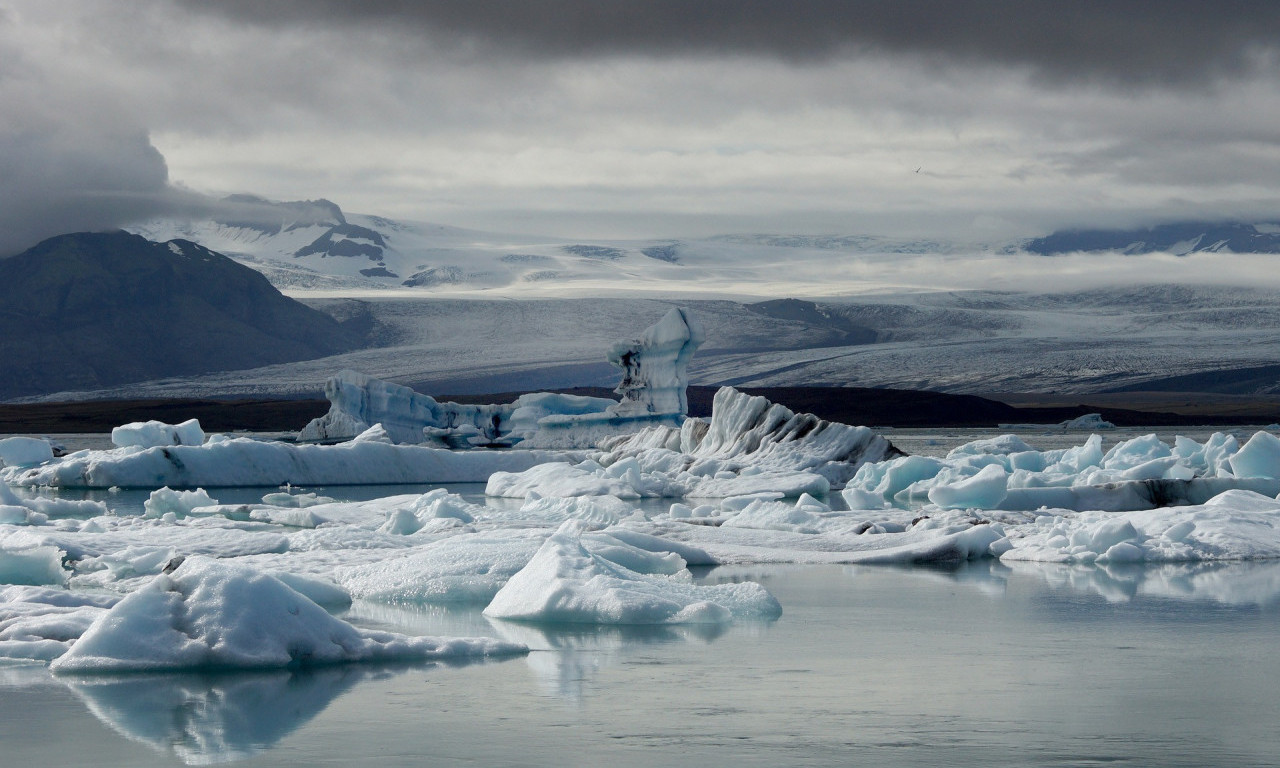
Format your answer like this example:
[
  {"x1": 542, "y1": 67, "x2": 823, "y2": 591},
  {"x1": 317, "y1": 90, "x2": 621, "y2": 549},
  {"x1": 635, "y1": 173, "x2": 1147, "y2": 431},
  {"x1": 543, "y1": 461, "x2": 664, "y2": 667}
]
[
  {"x1": 484, "y1": 521, "x2": 781, "y2": 624},
  {"x1": 845, "y1": 430, "x2": 1280, "y2": 512},
  {"x1": 50, "y1": 557, "x2": 526, "y2": 672},
  {"x1": 0, "y1": 437, "x2": 54, "y2": 468},
  {"x1": 112, "y1": 419, "x2": 205, "y2": 449}
]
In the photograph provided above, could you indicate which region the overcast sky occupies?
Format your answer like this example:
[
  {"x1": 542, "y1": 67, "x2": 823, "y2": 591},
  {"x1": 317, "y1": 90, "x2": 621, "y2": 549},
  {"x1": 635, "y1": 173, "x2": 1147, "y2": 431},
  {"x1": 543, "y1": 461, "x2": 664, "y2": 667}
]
[{"x1": 4, "y1": 1, "x2": 1280, "y2": 254}]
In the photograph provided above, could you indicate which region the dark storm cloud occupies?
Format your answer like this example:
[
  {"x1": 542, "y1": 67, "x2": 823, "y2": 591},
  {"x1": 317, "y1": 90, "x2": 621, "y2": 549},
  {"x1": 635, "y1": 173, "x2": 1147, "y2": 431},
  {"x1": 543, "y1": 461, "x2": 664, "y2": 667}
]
[{"x1": 182, "y1": 0, "x2": 1280, "y2": 86}]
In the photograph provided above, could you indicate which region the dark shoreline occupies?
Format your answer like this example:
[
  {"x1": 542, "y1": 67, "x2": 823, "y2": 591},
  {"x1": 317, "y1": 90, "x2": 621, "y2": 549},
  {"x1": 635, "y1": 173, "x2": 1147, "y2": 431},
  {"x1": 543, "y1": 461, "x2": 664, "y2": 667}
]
[{"x1": 3, "y1": 386, "x2": 1279, "y2": 435}]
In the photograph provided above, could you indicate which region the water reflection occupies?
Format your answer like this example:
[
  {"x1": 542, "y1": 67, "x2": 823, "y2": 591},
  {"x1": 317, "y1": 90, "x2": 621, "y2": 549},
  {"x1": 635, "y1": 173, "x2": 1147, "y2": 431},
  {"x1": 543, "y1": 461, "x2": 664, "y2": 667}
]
[
  {"x1": 849, "y1": 558, "x2": 1280, "y2": 607},
  {"x1": 490, "y1": 620, "x2": 730, "y2": 703},
  {"x1": 60, "y1": 665, "x2": 400, "y2": 765},
  {"x1": 1008, "y1": 559, "x2": 1280, "y2": 607}
]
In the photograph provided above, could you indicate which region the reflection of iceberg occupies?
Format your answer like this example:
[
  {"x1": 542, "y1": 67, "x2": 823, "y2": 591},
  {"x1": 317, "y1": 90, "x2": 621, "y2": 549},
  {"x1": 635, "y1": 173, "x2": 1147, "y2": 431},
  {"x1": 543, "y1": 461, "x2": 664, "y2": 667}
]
[
  {"x1": 1007, "y1": 559, "x2": 1280, "y2": 606},
  {"x1": 61, "y1": 666, "x2": 375, "y2": 765},
  {"x1": 490, "y1": 618, "x2": 726, "y2": 703}
]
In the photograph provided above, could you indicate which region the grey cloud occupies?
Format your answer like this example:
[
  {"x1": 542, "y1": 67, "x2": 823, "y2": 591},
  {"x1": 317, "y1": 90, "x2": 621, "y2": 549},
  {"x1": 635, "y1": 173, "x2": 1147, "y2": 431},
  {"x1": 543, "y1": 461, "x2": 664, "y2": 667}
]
[{"x1": 180, "y1": 0, "x2": 1280, "y2": 86}]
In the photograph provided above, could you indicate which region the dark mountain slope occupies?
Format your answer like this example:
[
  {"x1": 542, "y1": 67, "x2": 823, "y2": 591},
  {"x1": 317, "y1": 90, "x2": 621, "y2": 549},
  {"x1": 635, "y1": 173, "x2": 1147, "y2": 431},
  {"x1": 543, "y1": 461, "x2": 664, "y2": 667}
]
[
  {"x1": 1025, "y1": 221, "x2": 1280, "y2": 255},
  {"x1": 0, "y1": 231, "x2": 362, "y2": 399}
]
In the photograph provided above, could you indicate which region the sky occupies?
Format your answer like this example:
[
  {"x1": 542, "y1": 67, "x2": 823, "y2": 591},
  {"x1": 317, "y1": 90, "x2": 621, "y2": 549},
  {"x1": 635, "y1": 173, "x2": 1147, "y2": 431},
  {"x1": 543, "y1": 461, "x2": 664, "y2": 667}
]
[{"x1": 4, "y1": 1, "x2": 1280, "y2": 255}]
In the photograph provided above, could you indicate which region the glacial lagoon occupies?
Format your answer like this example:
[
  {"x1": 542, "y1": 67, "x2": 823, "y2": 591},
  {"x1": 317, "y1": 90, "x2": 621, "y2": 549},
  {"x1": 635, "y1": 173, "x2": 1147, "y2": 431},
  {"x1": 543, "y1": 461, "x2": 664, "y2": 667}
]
[{"x1": 2, "y1": 560, "x2": 1278, "y2": 766}]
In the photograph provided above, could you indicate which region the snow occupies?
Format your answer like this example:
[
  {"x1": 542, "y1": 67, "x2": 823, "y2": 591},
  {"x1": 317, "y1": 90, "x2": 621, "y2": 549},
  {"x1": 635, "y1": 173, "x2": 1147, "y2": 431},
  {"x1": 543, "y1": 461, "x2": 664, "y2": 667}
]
[
  {"x1": 111, "y1": 419, "x2": 205, "y2": 449},
  {"x1": 483, "y1": 521, "x2": 781, "y2": 624},
  {"x1": 49, "y1": 557, "x2": 526, "y2": 672}
]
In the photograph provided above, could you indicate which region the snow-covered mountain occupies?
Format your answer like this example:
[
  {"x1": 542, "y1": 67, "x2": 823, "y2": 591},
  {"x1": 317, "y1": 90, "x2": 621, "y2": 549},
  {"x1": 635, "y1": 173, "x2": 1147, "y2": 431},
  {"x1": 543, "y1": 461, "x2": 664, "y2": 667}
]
[
  {"x1": 128, "y1": 196, "x2": 1002, "y2": 296},
  {"x1": 130, "y1": 198, "x2": 1280, "y2": 297}
]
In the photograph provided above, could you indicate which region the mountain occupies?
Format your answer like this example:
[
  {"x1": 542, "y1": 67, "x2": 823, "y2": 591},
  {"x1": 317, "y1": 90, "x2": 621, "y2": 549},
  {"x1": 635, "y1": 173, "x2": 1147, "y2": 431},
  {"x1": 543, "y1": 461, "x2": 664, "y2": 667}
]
[
  {"x1": 1024, "y1": 221, "x2": 1280, "y2": 255},
  {"x1": 0, "y1": 231, "x2": 364, "y2": 400}
]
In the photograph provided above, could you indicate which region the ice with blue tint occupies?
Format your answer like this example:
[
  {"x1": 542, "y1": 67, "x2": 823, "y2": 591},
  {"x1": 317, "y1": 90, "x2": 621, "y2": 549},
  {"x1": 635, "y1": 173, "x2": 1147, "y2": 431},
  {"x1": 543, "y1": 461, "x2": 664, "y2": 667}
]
[
  {"x1": 2, "y1": 435, "x2": 573, "y2": 489},
  {"x1": 47, "y1": 556, "x2": 525, "y2": 672},
  {"x1": 111, "y1": 418, "x2": 205, "y2": 449},
  {"x1": 0, "y1": 437, "x2": 54, "y2": 468},
  {"x1": 845, "y1": 429, "x2": 1280, "y2": 512},
  {"x1": 487, "y1": 386, "x2": 900, "y2": 500},
  {"x1": 483, "y1": 520, "x2": 781, "y2": 624},
  {"x1": 299, "y1": 307, "x2": 703, "y2": 448}
]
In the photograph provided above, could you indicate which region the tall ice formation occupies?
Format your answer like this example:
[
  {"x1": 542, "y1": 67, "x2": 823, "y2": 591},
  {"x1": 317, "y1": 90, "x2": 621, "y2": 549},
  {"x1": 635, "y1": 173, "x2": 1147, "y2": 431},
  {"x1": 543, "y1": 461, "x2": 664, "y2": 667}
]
[
  {"x1": 298, "y1": 307, "x2": 704, "y2": 448},
  {"x1": 606, "y1": 307, "x2": 704, "y2": 418}
]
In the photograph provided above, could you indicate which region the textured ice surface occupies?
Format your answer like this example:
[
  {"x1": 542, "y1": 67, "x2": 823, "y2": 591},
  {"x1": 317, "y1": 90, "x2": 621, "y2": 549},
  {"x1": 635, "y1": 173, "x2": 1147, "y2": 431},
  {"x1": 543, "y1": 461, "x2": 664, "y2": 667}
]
[
  {"x1": 111, "y1": 419, "x2": 205, "y2": 449},
  {"x1": 0, "y1": 437, "x2": 54, "y2": 468},
  {"x1": 3, "y1": 436, "x2": 574, "y2": 489},
  {"x1": 49, "y1": 557, "x2": 525, "y2": 672},
  {"x1": 845, "y1": 430, "x2": 1280, "y2": 512},
  {"x1": 483, "y1": 521, "x2": 781, "y2": 624},
  {"x1": 489, "y1": 386, "x2": 900, "y2": 499},
  {"x1": 300, "y1": 308, "x2": 702, "y2": 448},
  {"x1": 1000, "y1": 490, "x2": 1280, "y2": 563}
]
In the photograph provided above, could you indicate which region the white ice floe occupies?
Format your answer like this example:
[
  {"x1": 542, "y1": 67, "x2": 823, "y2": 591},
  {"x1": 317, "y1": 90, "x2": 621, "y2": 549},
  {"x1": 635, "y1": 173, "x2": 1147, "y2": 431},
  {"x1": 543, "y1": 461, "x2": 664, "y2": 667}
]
[
  {"x1": 1000, "y1": 490, "x2": 1280, "y2": 563},
  {"x1": 112, "y1": 419, "x2": 205, "y2": 449},
  {"x1": 48, "y1": 557, "x2": 525, "y2": 672},
  {"x1": 0, "y1": 545, "x2": 68, "y2": 586},
  {"x1": 2, "y1": 435, "x2": 576, "y2": 489},
  {"x1": 844, "y1": 430, "x2": 1280, "y2": 512},
  {"x1": 0, "y1": 586, "x2": 118, "y2": 661},
  {"x1": 0, "y1": 437, "x2": 54, "y2": 468},
  {"x1": 483, "y1": 521, "x2": 781, "y2": 624},
  {"x1": 487, "y1": 386, "x2": 900, "y2": 500}
]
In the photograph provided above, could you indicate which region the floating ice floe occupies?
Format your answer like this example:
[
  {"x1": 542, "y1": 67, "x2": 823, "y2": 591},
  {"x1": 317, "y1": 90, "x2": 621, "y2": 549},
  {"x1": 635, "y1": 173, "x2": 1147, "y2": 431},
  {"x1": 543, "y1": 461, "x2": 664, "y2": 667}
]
[
  {"x1": 0, "y1": 480, "x2": 105, "y2": 524},
  {"x1": 1000, "y1": 490, "x2": 1280, "y2": 563},
  {"x1": 300, "y1": 307, "x2": 703, "y2": 449},
  {"x1": 112, "y1": 419, "x2": 205, "y2": 449},
  {"x1": 844, "y1": 430, "x2": 1280, "y2": 512},
  {"x1": 2, "y1": 432, "x2": 576, "y2": 489},
  {"x1": 483, "y1": 520, "x2": 781, "y2": 624},
  {"x1": 0, "y1": 437, "x2": 54, "y2": 468},
  {"x1": 487, "y1": 386, "x2": 901, "y2": 499},
  {"x1": 46, "y1": 557, "x2": 526, "y2": 672}
]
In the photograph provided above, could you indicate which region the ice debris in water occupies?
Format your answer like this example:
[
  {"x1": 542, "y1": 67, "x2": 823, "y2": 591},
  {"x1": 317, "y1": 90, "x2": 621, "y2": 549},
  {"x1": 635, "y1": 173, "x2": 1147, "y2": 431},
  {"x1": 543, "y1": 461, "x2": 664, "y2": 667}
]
[
  {"x1": 49, "y1": 557, "x2": 526, "y2": 673},
  {"x1": 483, "y1": 520, "x2": 781, "y2": 624},
  {"x1": 845, "y1": 430, "x2": 1280, "y2": 512}
]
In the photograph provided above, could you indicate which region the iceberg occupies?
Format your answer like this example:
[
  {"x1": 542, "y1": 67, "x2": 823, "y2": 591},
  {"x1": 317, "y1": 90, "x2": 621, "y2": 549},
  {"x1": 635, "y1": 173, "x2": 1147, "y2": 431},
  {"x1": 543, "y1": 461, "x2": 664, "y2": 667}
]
[
  {"x1": 49, "y1": 557, "x2": 526, "y2": 672},
  {"x1": 844, "y1": 430, "x2": 1280, "y2": 513},
  {"x1": 1001, "y1": 490, "x2": 1280, "y2": 563},
  {"x1": 483, "y1": 521, "x2": 781, "y2": 624},
  {"x1": 112, "y1": 419, "x2": 205, "y2": 449},
  {"x1": 299, "y1": 307, "x2": 704, "y2": 449},
  {"x1": 488, "y1": 386, "x2": 902, "y2": 499},
  {"x1": 2, "y1": 434, "x2": 575, "y2": 489},
  {"x1": 0, "y1": 437, "x2": 54, "y2": 468}
]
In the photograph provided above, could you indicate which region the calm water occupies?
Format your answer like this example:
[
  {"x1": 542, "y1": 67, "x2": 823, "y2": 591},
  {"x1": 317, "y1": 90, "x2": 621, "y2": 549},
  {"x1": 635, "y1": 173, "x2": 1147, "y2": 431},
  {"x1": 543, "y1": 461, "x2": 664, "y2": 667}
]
[{"x1": 3, "y1": 561, "x2": 1279, "y2": 767}]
